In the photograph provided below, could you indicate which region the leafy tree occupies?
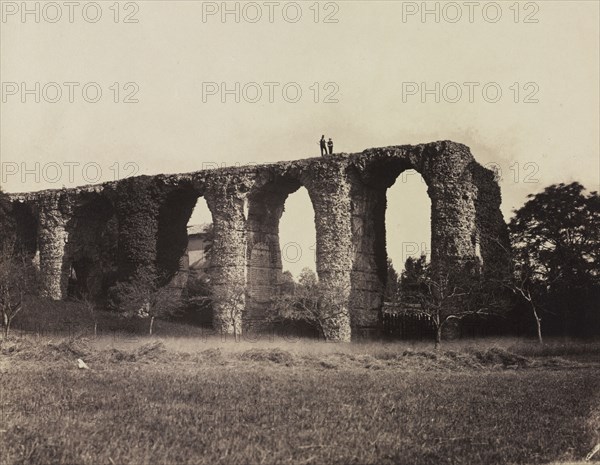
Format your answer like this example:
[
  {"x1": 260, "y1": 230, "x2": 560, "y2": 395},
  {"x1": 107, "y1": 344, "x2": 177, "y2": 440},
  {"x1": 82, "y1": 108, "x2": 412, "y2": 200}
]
[
  {"x1": 509, "y1": 182, "x2": 600, "y2": 337},
  {"x1": 278, "y1": 270, "x2": 296, "y2": 295},
  {"x1": 183, "y1": 271, "x2": 213, "y2": 323},
  {"x1": 510, "y1": 182, "x2": 599, "y2": 286},
  {"x1": 201, "y1": 224, "x2": 214, "y2": 261},
  {"x1": 298, "y1": 267, "x2": 318, "y2": 287},
  {"x1": 384, "y1": 259, "x2": 401, "y2": 303},
  {"x1": 400, "y1": 255, "x2": 428, "y2": 302}
]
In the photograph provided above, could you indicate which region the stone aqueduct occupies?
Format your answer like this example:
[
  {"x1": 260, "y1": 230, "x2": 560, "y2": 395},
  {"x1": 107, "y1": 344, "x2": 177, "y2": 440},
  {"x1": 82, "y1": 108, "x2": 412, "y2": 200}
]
[{"x1": 8, "y1": 141, "x2": 509, "y2": 341}]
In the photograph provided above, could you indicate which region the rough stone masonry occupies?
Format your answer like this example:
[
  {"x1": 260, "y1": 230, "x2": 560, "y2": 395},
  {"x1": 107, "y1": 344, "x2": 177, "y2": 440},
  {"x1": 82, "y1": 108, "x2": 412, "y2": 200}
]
[{"x1": 7, "y1": 141, "x2": 509, "y2": 341}]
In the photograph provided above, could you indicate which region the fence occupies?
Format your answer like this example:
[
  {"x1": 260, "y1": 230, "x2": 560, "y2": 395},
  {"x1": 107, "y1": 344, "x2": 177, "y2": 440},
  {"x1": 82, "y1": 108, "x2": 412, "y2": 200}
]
[{"x1": 381, "y1": 303, "x2": 436, "y2": 340}]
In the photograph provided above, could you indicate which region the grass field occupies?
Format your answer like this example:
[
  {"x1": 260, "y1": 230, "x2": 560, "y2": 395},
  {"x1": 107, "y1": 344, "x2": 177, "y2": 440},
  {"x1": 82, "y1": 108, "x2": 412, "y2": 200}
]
[{"x1": 1, "y1": 332, "x2": 599, "y2": 465}]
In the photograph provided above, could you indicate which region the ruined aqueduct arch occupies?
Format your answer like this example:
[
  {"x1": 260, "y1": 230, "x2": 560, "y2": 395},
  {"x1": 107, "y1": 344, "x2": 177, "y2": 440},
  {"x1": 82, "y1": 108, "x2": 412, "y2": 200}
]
[{"x1": 8, "y1": 141, "x2": 509, "y2": 341}]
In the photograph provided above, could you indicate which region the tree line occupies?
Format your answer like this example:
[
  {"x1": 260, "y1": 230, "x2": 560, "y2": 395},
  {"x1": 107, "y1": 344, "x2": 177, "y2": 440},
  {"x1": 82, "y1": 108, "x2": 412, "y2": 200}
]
[{"x1": 384, "y1": 182, "x2": 600, "y2": 345}]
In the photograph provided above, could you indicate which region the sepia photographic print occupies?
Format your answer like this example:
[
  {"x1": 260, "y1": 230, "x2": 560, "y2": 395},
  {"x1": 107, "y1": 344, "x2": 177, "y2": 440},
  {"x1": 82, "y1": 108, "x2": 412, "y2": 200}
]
[{"x1": 0, "y1": 1, "x2": 599, "y2": 464}]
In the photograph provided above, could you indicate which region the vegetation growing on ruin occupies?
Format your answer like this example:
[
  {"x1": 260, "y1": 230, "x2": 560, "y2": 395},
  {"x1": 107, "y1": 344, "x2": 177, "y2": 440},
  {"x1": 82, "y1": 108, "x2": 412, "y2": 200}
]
[{"x1": 112, "y1": 176, "x2": 165, "y2": 282}]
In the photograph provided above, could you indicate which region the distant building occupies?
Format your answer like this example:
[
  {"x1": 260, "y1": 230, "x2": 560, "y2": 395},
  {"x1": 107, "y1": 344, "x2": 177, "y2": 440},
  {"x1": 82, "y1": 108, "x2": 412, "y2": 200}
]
[
  {"x1": 167, "y1": 224, "x2": 212, "y2": 292},
  {"x1": 184, "y1": 223, "x2": 212, "y2": 273}
]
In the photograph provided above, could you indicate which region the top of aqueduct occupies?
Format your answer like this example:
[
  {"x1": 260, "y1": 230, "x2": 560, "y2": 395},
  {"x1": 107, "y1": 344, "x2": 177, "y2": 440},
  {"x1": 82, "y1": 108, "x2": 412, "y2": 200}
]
[{"x1": 8, "y1": 140, "x2": 495, "y2": 202}]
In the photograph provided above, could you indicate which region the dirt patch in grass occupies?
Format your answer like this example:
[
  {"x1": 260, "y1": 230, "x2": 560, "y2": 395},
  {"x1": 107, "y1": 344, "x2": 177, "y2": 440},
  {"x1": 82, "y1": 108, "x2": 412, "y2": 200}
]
[
  {"x1": 237, "y1": 348, "x2": 295, "y2": 366},
  {"x1": 470, "y1": 347, "x2": 531, "y2": 367},
  {"x1": 196, "y1": 347, "x2": 224, "y2": 363},
  {"x1": 1, "y1": 337, "x2": 92, "y2": 361}
]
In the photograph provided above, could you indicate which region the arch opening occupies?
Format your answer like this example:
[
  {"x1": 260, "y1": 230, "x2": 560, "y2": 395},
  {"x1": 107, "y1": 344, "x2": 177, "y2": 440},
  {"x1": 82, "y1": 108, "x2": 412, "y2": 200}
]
[
  {"x1": 156, "y1": 188, "x2": 201, "y2": 285},
  {"x1": 11, "y1": 201, "x2": 39, "y2": 258},
  {"x1": 182, "y1": 195, "x2": 213, "y2": 325},
  {"x1": 67, "y1": 194, "x2": 118, "y2": 299},
  {"x1": 245, "y1": 175, "x2": 317, "y2": 334},
  {"x1": 155, "y1": 188, "x2": 214, "y2": 324},
  {"x1": 279, "y1": 186, "x2": 317, "y2": 278},
  {"x1": 377, "y1": 168, "x2": 434, "y2": 338},
  {"x1": 385, "y1": 169, "x2": 431, "y2": 279},
  {"x1": 348, "y1": 160, "x2": 433, "y2": 334}
]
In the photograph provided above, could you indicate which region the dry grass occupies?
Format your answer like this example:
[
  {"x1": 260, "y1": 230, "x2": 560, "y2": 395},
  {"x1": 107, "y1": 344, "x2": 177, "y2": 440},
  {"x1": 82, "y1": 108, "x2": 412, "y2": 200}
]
[
  {"x1": 1, "y1": 334, "x2": 599, "y2": 465},
  {"x1": 3, "y1": 334, "x2": 598, "y2": 371}
]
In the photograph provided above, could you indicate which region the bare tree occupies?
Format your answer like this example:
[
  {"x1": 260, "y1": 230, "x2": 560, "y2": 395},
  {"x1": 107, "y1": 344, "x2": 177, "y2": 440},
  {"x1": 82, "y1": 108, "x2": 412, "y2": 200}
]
[
  {"x1": 403, "y1": 261, "x2": 503, "y2": 349},
  {"x1": 509, "y1": 266, "x2": 544, "y2": 344},
  {"x1": 414, "y1": 271, "x2": 467, "y2": 349},
  {"x1": 268, "y1": 268, "x2": 350, "y2": 340},
  {"x1": 182, "y1": 272, "x2": 246, "y2": 340},
  {"x1": 0, "y1": 246, "x2": 37, "y2": 339},
  {"x1": 483, "y1": 235, "x2": 546, "y2": 344},
  {"x1": 111, "y1": 273, "x2": 183, "y2": 335},
  {"x1": 75, "y1": 292, "x2": 99, "y2": 338}
]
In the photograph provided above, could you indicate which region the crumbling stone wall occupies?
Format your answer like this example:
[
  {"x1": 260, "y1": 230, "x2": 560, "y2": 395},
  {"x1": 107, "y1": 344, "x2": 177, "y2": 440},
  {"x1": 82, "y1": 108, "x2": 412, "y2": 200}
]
[
  {"x1": 245, "y1": 175, "x2": 298, "y2": 324},
  {"x1": 471, "y1": 163, "x2": 511, "y2": 279},
  {"x1": 7, "y1": 141, "x2": 508, "y2": 341},
  {"x1": 37, "y1": 193, "x2": 72, "y2": 299},
  {"x1": 301, "y1": 163, "x2": 354, "y2": 341},
  {"x1": 204, "y1": 173, "x2": 252, "y2": 336},
  {"x1": 348, "y1": 179, "x2": 387, "y2": 332}
]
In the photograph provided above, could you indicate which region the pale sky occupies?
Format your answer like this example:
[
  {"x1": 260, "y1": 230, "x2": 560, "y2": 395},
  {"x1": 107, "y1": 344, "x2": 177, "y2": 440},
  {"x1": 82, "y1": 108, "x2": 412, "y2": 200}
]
[{"x1": 1, "y1": 0, "x2": 598, "y2": 276}]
